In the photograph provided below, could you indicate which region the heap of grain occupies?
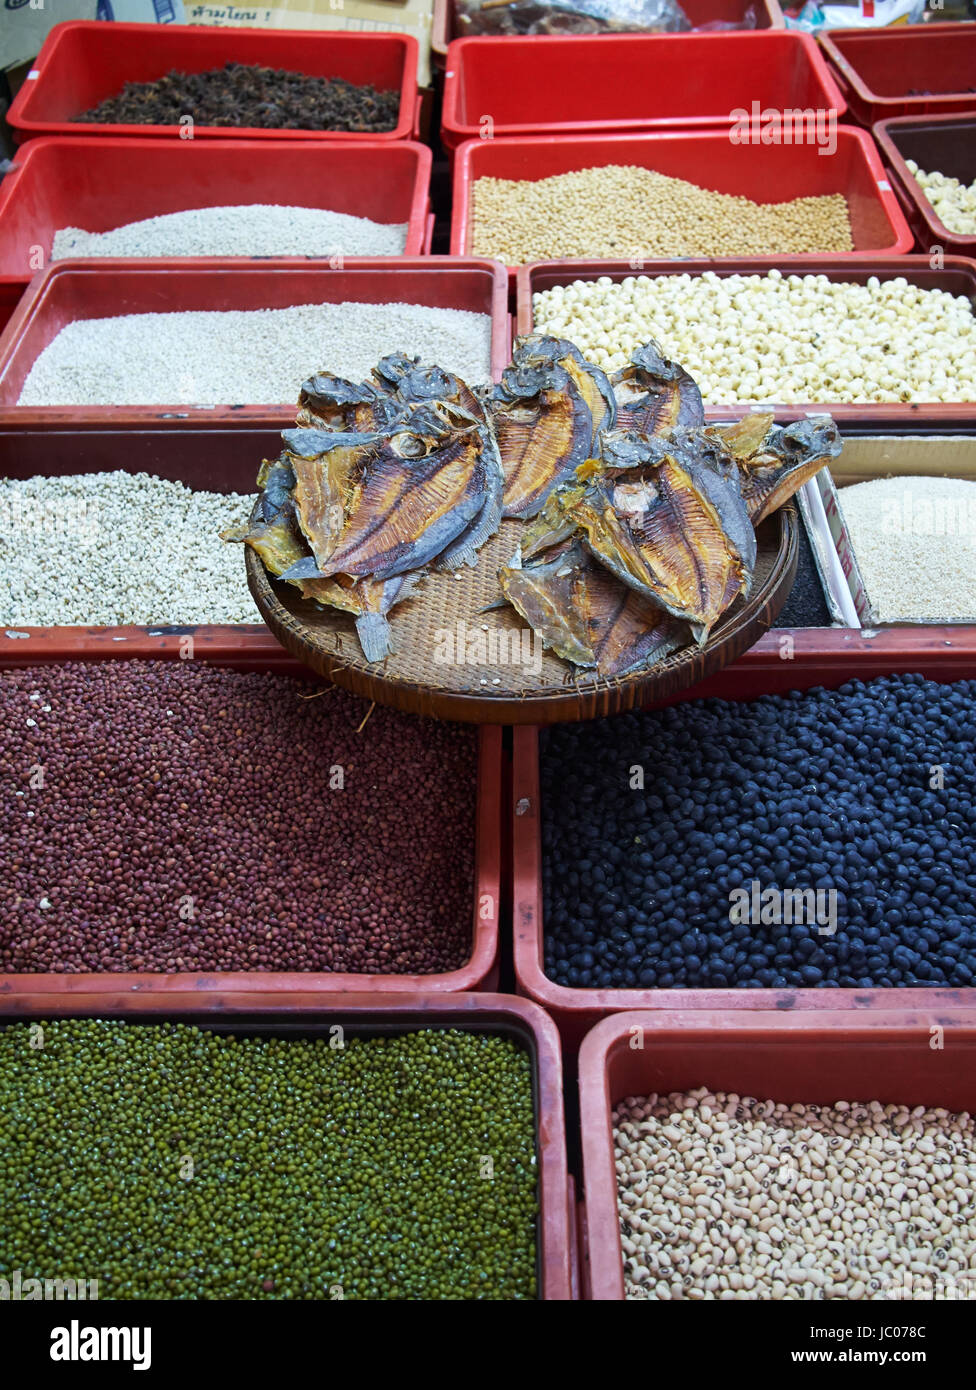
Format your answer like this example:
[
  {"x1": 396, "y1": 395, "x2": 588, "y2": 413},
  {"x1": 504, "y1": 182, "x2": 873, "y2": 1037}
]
[
  {"x1": 472, "y1": 165, "x2": 853, "y2": 264},
  {"x1": 532, "y1": 270, "x2": 976, "y2": 402}
]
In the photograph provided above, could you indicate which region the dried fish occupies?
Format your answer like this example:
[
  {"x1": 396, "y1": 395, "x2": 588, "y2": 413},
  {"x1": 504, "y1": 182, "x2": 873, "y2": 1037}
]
[
  {"x1": 342, "y1": 573, "x2": 424, "y2": 662},
  {"x1": 499, "y1": 540, "x2": 685, "y2": 676},
  {"x1": 364, "y1": 355, "x2": 504, "y2": 571},
  {"x1": 566, "y1": 435, "x2": 754, "y2": 644},
  {"x1": 520, "y1": 488, "x2": 584, "y2": 561},
  {"x1": 583, "y1": 560, "x2": 686, "y2": 677},
  {"x1": 284, "y1": 427, "x2": 379, "y2": 570},
  {"x1": 513, "y1": 334, "x2": 615, "y2": 446},
  {"x1": 373, "y1": 352, "x2": 486, "y2": 421},
  {"x1": 498, "y1": 542, "x2": 595, "y2": 668},
  {"x1": 317, "y1": 403, "x2": 490, "y2": 580},
  {"x1": 610, "y1": 341, "x2": 704, "y2": 435},
  {"x1": 254, "y1": 454, "x2": 297, "y2": 517},
  {"x1": 727, "y1": 415, "x2": 843, "y2": 523},
  {"x1": 297, "y1": 373, "x2": 400, "y2": 433},
  {"x1": 232, "y1": 335, "x2": 844, "y2": 680},
  {"x1": 493, "y1": 361, "x2": 593, "y2": 518}
]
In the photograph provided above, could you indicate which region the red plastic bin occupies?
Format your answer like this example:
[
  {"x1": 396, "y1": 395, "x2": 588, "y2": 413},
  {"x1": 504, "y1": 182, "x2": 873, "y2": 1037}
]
[
  {"x1": 452, "y1": 129, "x2": 912, "y2": 288},
  {"x1": 431, "y1": 0, "x2": 784, "y2": 68},
  {"x1": 0, "y1": 624, "x2": 502, "y2": 996},
  {"x1": 441, "y1": 32, "x2": 845, "y2": 151},
  {"x1": 579, "y1": 1010, "x2": 976, "y2": 1299},
  {"x1": 513, "y1": 642, "x2": 976, "y2": 1052},
  {"x1": 873, "y1": 115, "x2": 976, "y2": 260},
  {"x1": 0, "y1": 992, "x2": 573, "y2": 1300},
  {"x1": 0, "y1": 257, "x2": 510, "y2": 430},
  {"x1": 820, "y1": 23, "x2": 976, "y2": 127},
  {"x1": 6, "y1": 21, "x2": 419, "y2": 144},
  {"x1": 0, "y1": 138, "x2": 434, "y2": 294},
  {"x1": 518, "y1": 254, "x2": 976, "y2": 429}
]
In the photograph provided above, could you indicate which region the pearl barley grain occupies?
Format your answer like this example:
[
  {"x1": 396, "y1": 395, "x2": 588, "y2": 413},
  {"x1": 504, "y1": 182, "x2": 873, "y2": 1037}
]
[
  {"x1": 532, "y1": 271, "x2": 976, "y2": 402},
  {"x1": 17, "y1": 301, "x2": 493, "y2": 406},
  {"x1": 614, "y1": 1090, "x2": 976, "y2": 1300},
  {"x1": 52, "y1": 204, "x2": 409, "y2": 261}
]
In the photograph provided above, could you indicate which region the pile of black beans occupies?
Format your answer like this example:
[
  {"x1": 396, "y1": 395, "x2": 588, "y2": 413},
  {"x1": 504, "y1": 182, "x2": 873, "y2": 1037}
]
[{"x1": 540, "y1": 675, "x2": 976, "y2": 990}]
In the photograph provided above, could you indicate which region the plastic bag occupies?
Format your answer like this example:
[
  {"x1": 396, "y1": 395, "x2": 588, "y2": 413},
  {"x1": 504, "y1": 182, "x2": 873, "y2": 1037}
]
[
  {"x1": 784, "y1": 0, "x2": 924, "y2": 31},
  {"x1": 693, "y1": 3, "x2": 759, "y2": 27},
  {"x1": 456, "y1": 0, "x2": 693, "y2": 38}
]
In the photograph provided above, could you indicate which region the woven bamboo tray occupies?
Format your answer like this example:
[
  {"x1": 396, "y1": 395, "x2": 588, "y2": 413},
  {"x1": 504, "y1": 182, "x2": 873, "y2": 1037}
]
[{"x1": 247, "y1": 507, "x2": 798, "y2": 724}]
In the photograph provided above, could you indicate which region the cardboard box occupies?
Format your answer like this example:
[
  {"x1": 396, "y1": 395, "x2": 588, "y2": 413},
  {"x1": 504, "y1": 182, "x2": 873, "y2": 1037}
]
[
  {"x1": 185, "y1": 0, "x2": 434, "y2": 85},
  {"x1": 2, "y1": 1, "x2": 186, "y2": 74}
]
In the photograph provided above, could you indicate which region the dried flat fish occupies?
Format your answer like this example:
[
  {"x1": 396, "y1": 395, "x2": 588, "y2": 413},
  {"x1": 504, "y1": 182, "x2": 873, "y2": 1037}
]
[
  {"x1": 364, "y1": 355, "x2": 504, "y2": 571},
  {"x1": 705, "y1": 412, "x2": 776, "y2": 461},
  {"x1": 337, "y1": 573, "x2": 424, "y2": 662},
  {"x1": 435, "y1": 422, "x2": 504, "y2": 572},
  {"x1": 223, "y1": 453, "x2": 317, "y2": 580},
  {"x1": 583, "y1": 561, "x2": 686, "y2": 677},
  {"x1": 232, "y1": 335, "x2": 845, "y2": 682},
  {"x1": 373, "y1": 353, "x2": 486, "y2": 421},
  {"x1": 255, "y1": 455, "x2": 298, "y2": 516},
  {"x1": 493, "y1": 361, "x2": 593, "y2": 519},
  {"x1": 599, "y1": 430, "x2": 757, "y2": 589},
  {"x1": 707, "y1": 414, "x2": 842, "y2": 522},
  {"x1": 297, "y1": 373, "x2": 401, "y2": 434},
  {"x1": 279, "y1": 568, "x2": 421, "y2": 662},
  {"x1": 513, "y1": 334, "x2": 615, "y2": 446},
  {"x1": 566, "y1": 437, "x2": 754, "y2": 644},
  {"x1": 225, "y1": 501, "x2": 308, "y2": 578},
  {"x1": 520, "y1": 488, "x2": 584, "y2": 561},
  {"x1": 317, "y1": 403, "x2": 489, "y2": 581},
  {"x1": 611, "y1": 341, "x2": 704, "y2": 435},
  {"x1": 498, "y1": 542, "x2": 595, "y2": 668},
  {"x1": 284, "y1": 427, "x2": 380, "y2": 570},
  {"x1": 498, "y1": 540, "x2": 686, "y2": 677}
]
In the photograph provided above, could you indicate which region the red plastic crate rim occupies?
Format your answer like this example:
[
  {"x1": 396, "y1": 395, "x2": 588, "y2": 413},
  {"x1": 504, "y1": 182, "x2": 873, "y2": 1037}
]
[
  {"x1": 450, "y1": 128, "x2": 913, "y2": 285},
  {"x1": 0, "y1": 138, "x2": 434, "y2": 289},
  {"x1": 441, "y1": 32, "x2": 846, "y2": 147},
  {"x1": 0, "y1": 257, "x2": 511, "y2": 428},
  {"x1": 820, "y1": 23, "x2": 976, "y2": 125},
  {"x1": 578, "y1": 1011, "x2": 976, "y2": 1299},
  {"x1": 7, "y1": 21, "x2": 420, "y2": 143},
  {"x1": 0, "y1": 991, "x2": 573, "y2": 1300}
]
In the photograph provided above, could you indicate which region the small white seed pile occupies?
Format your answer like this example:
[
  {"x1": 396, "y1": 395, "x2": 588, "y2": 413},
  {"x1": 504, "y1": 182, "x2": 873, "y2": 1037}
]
[
  {"x1": 906, "y1": 160, "x2": 976, "y2": 237},
  {"x1": 839, "y1": 474, "x2": 976, "y2": 623},
  {"x1": 52, "y1": 203, "x2": 409, "y2": 261},
  {"x1": 0, "y1": 471, "x2": 256, "y2": 626},
  {"x1": 614, "y1": 1087, "x2": 976, "y2": 1300},
  {"x1": 17, "y1": 301, "x2": 494, "y2": 406},
  {"x1": 532, "y1": 269, "x2": 976, "y2": 402},
  {"x1": 472, "y1": 165, "x2": 853, "y2": 265}
]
